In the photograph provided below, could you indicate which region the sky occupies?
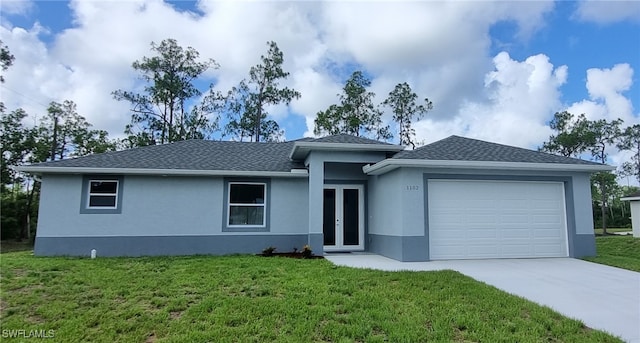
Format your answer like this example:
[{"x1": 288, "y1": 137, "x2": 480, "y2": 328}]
[{"x1": 0, "y1": 0, "x2": 639, "y2": 168}]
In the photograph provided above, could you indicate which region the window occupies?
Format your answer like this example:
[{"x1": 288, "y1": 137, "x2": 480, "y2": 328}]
[
  {"x1": 227, "y1": 182, "x2": 266, "y2": 227},
  {"x1": 80, "y1": 176, "x2": 123, "y2": 214},
  {"x1": 88, "y1": 180, "x2": 119, "y2": 208}
]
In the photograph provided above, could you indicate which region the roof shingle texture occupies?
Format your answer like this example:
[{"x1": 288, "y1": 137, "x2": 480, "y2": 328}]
[
  {"x1": 32, "y1": 140, "x2": 305, "y2": 172},
  {"x1": 393, "y1": 135, "x2": 602, "y2": 165},
  {"x1": 29, "y1": 134, "x2": 601, "y2": 172},
  {"x1": 309, "y1": 134, "x2": 393, "y2": 145}
]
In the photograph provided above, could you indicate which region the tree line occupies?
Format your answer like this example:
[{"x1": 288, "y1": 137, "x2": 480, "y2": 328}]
[
  {"x1": 1, "y1": 42, "x2": 116, "y2": 239},
  {"x1": 540, "y1": 111, "x2": 640, "y2": 234},
  {"x1": 1, "y1": 100, "x2": 116, "y2": 240},
  {"x1": 113, "y1": 38, "x2": 432, "y2": 147},
  {"x1": 0, "y1": 38, "x2": 433, "y2": 240}
]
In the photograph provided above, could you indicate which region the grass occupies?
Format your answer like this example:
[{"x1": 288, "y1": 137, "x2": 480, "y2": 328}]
[
  {"x1": 0, "y1": 253, "x2": 621, "y2": 342},
  {"x1": 584, "y1": 235, "x2": 640, "y2": 272},
  {"x1": 593, "y1": 227, "x2": 632, "y2": 235}
]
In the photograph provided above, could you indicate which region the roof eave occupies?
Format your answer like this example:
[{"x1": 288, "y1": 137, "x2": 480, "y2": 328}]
[
  {"x1": 289, "y1": 142, "x2": 404, "y2": 160},
  {"x1": 620, "y1": 196, "x2": 640, "y2": 202},
  {"x1": 362, "y1": 159, "x2": 615, "y2": 175},
  {"x1": 14, "y1": 166, "x2": 309, "y2": 178}
]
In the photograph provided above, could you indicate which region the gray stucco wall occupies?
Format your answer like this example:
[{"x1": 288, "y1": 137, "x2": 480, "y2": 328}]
[
  {"x1": 366, "y1": 167, "x2": 597, "y2": 261},
  {"x1": 569, "y1": 173, "x2": 596, "y2": 257},
  {"x1": 271, "y1": 178, "x2": 309, "y2": 234},
  {"x1": 38, "y1": 175, "x2": 222, "y2": 237},
  {"x1": 571, "y1": 174, "x2": 595, "y2": 235},
  {"x1": 325, "y1": 162, "x2": 369, "y2": 181},
  {"x1": 35, "y1": 174, "x2": 309, "y2": 256},
  {"x1": 367, "y1": 168, "x2": 428, "y2": 261},
  {"x1": 367, "y1": 169, "x2": 402, "y2": 237},
  {"x1": 35, "y1": 235, "x2": 311, "y2": 257}
]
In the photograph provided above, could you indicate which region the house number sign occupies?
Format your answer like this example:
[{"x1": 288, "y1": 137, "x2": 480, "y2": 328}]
[{"x1": 405, "y1": 185, "x2": 419, "y2": 191}]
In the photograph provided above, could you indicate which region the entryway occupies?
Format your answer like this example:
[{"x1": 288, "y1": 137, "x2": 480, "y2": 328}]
[{"x1": 323, "y1": 184, "x2": 364, "y2": 252}]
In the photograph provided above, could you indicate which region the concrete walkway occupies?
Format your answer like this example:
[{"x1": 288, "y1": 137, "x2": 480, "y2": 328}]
[{"x1": 325, "y1": 254, "x2": 640, "y2": 343}]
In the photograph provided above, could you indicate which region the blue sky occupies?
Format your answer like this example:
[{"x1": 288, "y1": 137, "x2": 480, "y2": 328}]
[
  {"x1": 1, "y1": 0, "x2": 638, "y2": 165},
  {"x1": 487, "y1": 1, "x2": 638, "y2": 107}
]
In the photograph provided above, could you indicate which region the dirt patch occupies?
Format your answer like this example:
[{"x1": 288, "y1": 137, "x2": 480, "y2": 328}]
[
  {"x1": 113, "y1": 296, "x2": 127, "y2": 304},
  {"x1": 453, "y1": 324, "x2": 478, "y2": 343},
  {"x1": 581, "y1": 324, "x2": 594, "y2": 333},
  {"x1": 14, "y1": 284, "x2": 44, "y2": 294},
  {"x1": 8, "y1": 268, "x2": 28, "y2": 277},
  {"x1": 425, "y1": 321, "x2": 433, "y2": 331},
  {"x1": 27, "y1": 313, "x2": 46, "y2": 324},
  {"x1": 145, "y1": 332, "x2": 157, "y2": 343}
]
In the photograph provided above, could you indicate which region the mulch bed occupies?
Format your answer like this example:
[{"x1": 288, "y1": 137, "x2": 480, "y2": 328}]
[{"x1": 257, "y1": 252, "x2": 324, "y2": 259}]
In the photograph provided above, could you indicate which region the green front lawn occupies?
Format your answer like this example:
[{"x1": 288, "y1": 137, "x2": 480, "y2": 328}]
[
  {"x1": 593, "y1": 227, "x2": 632, "y2": 235},
  {"x1": 584, "y1": 235, "x2": 640, "y2": 272},
  {"x1": 0, "y1": 253, "x2": 620, "y2": 342}
]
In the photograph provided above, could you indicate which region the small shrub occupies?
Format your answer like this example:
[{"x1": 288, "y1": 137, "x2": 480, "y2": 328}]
[
  {"x1": 262, "y1": 246, "x2": 276, "y2": 256},
  {"x1": 301, "y1": 245, "x2": 313, "y2": 259}
]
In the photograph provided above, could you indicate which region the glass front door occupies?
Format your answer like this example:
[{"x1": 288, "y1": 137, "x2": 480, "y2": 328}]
[{"x1": 323, "y1": 185, "x2": 364, "y2": 251}]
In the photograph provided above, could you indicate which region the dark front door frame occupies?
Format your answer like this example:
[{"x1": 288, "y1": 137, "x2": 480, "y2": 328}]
[{"x1": 323, "y1": 184, "x2": 365, "y2": 251}]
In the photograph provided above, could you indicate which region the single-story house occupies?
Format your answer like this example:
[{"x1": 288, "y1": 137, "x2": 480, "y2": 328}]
[
  {"x1": 619, "y1": 191, "x2": 640, "y2": 237},
  {"x1": 17, "y1": 134, "x2": 613, "y2": 261}
]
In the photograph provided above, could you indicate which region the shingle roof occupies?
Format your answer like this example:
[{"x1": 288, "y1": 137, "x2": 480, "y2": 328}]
[
  {"x1": 31, "y1": 140, "x2": 305, "y2": 172},
  {"x1": 25, "y1": 135, "x2": 603, "y2": 174},
  {"x1": 309, "y1": 134, "x2": 393, "y2": 145},
  {"x1": 393, "y1": 135, "x2": 602, "y2": 165},
  {"x1": 622, "y1": 190, "x2": 640, "y2": 198}
]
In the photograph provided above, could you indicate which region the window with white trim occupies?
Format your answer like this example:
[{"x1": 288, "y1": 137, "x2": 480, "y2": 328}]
[
  {"x1": 87, "y1": 180, "x2": 119, "y2": 208},
  {"x1": 227, "y1": 182, "x2": 266, "y2": 227}
]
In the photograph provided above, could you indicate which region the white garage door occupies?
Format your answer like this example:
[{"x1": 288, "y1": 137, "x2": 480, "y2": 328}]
[{"x1": 428, "y1": 180, "x2": 568, "y2": 260}]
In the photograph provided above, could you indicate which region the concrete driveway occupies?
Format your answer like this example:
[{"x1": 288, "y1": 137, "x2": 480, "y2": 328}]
[{"x1": 325, "y1": 254, "x2": 640, "y2": 343}]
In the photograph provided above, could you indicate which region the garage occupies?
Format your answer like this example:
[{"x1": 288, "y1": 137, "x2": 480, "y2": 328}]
[{"x1": 428, "y1": 179, "x2": 568, "y2": 260}]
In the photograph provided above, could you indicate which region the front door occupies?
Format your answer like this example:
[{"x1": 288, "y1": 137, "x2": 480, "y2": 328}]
[{"x1": 323, "y1": 185, "x2": 364, "y2": 251}]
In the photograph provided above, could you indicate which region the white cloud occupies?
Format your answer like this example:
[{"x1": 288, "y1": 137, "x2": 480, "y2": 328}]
[
  {"x1": 0, "y1": 0, "x2": 34, "y2": 16},
  {"x1": 574, "y1": 0, "x2": 640, "y2": 24},
  {"x1": 1, "y1": 0, "x2": 609, "y2": 148},
  {"x1": 290, "y1": 66, "x2": 342, "y2": 137},
  {"x1": 320, "y1": 1, "x2": 554, "y2": 69},
  {"x1": 310, "y1": 1, "x2": 556, "y2": 140},
  {"x1": 413, "y1": 52, "x2": 567, "y2": 149},
  {"x1": 566, "y1": 64, "x2": 638, "y2": 168},
  {"x1": 567, "y1": 64, "x2": 636, "y2": 123},
  {"x1": 4, "y1": 0, "x2": 327, "y2": 138},
  {"x1": 1, "y1": 23, "x2": 73, "y2": 122}
]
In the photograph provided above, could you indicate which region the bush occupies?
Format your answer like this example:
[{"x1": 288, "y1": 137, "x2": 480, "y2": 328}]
[
  {"x1": 301, "y1": 245, "x2": 313, "y2": 259},
  {"x1": 262, "y1": 246, "x2": 276, "y2": 256}
]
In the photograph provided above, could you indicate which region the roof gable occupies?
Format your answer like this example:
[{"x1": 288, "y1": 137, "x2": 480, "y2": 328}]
[
  {"x1": 393, "y1": 135, "x2": 601, "y2": 165},
  {"x1": 289, "y1": 134, "x2": 403, "y2": 159}
]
